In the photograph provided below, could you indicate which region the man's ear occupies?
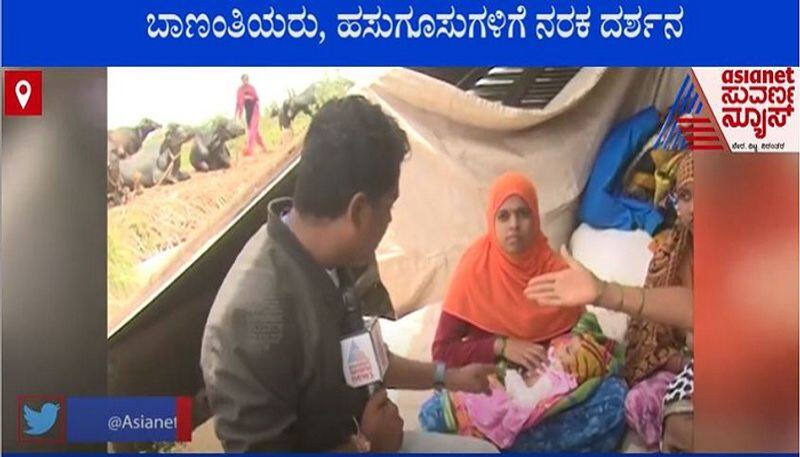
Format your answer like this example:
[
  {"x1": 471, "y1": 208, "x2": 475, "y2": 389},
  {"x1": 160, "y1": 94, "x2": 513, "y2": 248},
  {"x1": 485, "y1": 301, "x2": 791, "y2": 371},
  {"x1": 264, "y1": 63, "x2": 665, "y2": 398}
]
[{"x1": 346, "y1": 192, "x2": 370, "y2": 228}]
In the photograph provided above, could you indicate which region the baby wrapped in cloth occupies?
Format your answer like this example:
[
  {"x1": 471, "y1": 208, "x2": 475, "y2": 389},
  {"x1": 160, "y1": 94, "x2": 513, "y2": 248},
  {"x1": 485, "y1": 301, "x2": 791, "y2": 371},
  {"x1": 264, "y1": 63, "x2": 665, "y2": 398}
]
[{"x1": 420, "y1": 313, "x2": 625, "y2": 449}]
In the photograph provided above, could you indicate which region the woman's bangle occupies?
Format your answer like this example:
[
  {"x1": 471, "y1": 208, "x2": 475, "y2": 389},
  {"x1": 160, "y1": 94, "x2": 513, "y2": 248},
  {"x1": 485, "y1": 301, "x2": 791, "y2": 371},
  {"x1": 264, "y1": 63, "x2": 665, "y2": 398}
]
[
  {"x1": 610, "y1": 282, "x2": 624, "y2": 311},
  {"x1": 595, "y1": 277, "x2": 608, "y2": 303},
  {"x1": 497, "y1": 337, "x2": 508, "y2": 358},
  {"x1": 636, "y1": 287, "x2": 646, "y2": 316}
]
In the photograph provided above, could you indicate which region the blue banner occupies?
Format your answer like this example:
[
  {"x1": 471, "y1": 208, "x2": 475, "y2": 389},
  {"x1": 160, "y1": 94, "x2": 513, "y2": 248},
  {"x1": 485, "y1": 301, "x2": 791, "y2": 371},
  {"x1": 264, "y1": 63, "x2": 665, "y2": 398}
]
[
  {"x1": 65, "y1": 397, "x2": 189, "y2": 443},
  {"x1": 2, "y1": 0, "x2": 798, "y2": 66}
]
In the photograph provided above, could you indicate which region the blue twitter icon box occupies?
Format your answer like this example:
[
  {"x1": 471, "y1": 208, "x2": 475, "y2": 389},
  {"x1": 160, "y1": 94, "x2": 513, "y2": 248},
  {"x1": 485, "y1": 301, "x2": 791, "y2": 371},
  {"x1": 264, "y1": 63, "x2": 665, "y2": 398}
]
[
  {"x1": 18, "y1": 395, "x2": 192, "y2": 443},
  {"x1": 17, "y1": 395, "x2": 66, "y2": 444}
]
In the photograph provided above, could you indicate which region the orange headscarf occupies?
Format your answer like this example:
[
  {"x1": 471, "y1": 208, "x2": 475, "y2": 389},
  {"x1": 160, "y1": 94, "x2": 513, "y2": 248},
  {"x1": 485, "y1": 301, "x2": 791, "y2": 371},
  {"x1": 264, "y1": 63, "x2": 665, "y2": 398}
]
[{"x1": 443, "y1": 172, "x2": 582, "y2": 341}]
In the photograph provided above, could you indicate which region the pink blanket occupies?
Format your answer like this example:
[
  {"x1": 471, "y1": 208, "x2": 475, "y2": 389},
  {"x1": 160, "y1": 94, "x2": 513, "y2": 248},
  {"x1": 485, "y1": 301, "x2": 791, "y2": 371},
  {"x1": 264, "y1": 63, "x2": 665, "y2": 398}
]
[{"x1": 457, "y1": 367, "x2": 576, "y2": 449}]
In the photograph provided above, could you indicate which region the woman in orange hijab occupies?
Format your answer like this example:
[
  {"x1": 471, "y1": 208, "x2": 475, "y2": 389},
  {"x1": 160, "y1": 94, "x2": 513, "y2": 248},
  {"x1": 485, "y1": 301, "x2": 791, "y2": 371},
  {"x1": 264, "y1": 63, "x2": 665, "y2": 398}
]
[{"x1": 432, "y1": 172, "x2": 582, "y2": 372}]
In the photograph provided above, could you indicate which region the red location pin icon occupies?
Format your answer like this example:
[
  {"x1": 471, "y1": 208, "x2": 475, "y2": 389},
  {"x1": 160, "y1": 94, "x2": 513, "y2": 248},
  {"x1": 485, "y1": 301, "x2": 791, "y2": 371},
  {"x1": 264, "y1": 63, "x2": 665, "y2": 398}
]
[
  {"x1": 15, "y1": 80, "x2": 32, "y2": 109},
  {"x1": 4, "y1": 70, "x2": 42, "y2": 116}
]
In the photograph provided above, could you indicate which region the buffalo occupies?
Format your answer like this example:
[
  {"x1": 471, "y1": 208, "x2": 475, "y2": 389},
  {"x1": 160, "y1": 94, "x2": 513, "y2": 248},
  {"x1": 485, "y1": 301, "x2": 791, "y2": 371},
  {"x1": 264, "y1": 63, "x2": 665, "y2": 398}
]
[{"x1": 189, "y1": 118, "x2": 246, "y2": 172}]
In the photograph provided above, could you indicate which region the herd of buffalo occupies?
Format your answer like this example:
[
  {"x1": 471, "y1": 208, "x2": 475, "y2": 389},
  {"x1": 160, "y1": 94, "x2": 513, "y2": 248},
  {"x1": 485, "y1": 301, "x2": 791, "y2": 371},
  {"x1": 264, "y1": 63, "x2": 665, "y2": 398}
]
[
  {"x1": 106, "y1": 118, "x2": 245, "y2": 206},
  {"x1": 106, "y1": 91, "x2": 317, "y2": 206}
]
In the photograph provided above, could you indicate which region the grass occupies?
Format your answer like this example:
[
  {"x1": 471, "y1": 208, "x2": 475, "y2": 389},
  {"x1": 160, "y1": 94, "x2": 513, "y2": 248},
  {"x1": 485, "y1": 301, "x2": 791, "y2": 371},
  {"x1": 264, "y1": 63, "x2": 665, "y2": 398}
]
[{"x1": 107, "y1": 222, "x2": 144, "y2": 306}]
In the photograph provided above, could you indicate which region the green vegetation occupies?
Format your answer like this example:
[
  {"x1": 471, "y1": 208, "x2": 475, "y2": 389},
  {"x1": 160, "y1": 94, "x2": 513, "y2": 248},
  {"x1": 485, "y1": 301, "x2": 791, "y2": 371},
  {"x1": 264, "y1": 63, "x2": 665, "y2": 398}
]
[{"x1": 107, "y1": 222, "x2": 143, "y2": 305}]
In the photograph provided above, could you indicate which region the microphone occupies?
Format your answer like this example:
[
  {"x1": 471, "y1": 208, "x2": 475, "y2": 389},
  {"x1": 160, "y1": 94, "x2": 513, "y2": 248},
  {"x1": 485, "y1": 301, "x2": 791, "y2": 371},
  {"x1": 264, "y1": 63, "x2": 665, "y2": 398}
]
[{"x1": 340, "y1": 265, "x2": 390, "y2": 395}]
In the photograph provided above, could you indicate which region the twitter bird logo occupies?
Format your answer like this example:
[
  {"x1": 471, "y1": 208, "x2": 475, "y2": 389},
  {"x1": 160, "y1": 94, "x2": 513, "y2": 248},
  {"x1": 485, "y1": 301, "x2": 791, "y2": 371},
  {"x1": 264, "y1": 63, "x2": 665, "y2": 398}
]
[{"x1": 23, "y1": 402, "x2": 60, "y2": 436}]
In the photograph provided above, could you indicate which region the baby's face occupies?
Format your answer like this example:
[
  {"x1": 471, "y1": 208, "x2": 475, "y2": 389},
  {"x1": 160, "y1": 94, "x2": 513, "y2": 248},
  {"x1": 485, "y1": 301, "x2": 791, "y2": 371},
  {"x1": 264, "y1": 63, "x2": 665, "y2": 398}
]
[
  {"x1": 519, "y1": 336, "x2": 583, "y2": 386},
  {"x1": 522, "y1": 369, "x2": 541, "y2": 386},
  {"x1": 550, "y1": 336, "x2": 582, "y2": 375}
]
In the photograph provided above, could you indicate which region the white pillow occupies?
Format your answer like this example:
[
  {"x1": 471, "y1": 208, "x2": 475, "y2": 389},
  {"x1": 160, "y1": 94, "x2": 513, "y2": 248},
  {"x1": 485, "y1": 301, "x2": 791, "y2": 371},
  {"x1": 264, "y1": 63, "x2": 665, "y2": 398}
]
[{"x1": 568, "y1": 223, "x2": 654, "y2": 342}]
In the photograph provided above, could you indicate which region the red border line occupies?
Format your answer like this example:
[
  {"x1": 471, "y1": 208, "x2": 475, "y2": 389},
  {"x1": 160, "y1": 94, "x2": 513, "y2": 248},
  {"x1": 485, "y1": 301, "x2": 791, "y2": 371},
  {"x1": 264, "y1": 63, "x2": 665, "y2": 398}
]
[
  {"x1": 684, "y1": 135, "x2": 722, "y2": 142},
  {"x1": 678, "y1": 116, "x2": 712, "y2": 123},
  {"x1": 689, "y1": 144, "x2": 724, "y2": 151},
  {"x1": 680, "y1": 126, "x2": 715, "y2": 133}
]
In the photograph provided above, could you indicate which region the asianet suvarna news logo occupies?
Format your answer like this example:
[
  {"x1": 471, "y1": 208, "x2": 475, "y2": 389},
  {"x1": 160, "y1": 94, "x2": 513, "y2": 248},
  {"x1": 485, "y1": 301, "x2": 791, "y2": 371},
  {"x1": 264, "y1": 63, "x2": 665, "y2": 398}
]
[
  {"x1": 692, "y1": 67, "x2": 798, "y2": 153},
  {"x1": 17, "y1": 396, "x2": 193, "y2": 444},
  {"x1": 720, "y1": 68, "x2": 795, "y2": 147}
]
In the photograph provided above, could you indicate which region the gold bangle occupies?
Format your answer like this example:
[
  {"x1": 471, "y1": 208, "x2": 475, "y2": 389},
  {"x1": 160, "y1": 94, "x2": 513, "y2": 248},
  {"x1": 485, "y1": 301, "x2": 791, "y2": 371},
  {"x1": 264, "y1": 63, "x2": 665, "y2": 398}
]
[
  {"x1": 636, "y1": 287, "x2": 646, "y2": 316},
  {"x1": 614, "y1": 283, "x2": 625, "y2": 311},
  {"x1": 595, "y1": 277, "x2": 608, "y2": 303},
  {"x1": 498, "y1": 337, "x2": 508, "y2": 358}
]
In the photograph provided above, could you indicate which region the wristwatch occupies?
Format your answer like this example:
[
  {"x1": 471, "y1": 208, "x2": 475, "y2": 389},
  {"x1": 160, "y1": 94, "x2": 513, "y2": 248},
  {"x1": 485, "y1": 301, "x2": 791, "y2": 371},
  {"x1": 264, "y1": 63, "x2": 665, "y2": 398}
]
[{"x1": 433, "y1": 362, "x2": 447, "y2": 390}]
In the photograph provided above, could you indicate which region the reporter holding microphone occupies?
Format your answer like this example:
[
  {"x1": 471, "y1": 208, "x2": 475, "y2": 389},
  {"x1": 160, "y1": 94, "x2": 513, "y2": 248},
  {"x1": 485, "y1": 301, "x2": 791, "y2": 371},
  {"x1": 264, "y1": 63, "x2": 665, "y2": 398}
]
[{"x1": 201, "y1": 96, "x2": 498, "y2": 453}]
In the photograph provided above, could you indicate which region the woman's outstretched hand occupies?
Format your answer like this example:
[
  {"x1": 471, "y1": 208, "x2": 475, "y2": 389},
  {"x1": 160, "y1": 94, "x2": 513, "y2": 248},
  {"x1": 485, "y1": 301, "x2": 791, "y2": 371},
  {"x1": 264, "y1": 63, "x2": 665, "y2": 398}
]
[{"x1": 524, "y1": 245, "x2": 603, "y2": 307}]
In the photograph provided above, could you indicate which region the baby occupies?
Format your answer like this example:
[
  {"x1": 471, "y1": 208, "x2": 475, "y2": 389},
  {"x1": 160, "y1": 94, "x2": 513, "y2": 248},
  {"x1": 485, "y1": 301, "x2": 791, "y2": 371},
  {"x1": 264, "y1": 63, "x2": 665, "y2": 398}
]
[
  {"x1": 505, "y1": 332, "x2": 612, "y2": 407},
  {"x1": 448, "y1": 332, "x2": 617, "y2": 449},
  {"x1": 419, "y1": 314, "x2": 621, "y2": 449}
]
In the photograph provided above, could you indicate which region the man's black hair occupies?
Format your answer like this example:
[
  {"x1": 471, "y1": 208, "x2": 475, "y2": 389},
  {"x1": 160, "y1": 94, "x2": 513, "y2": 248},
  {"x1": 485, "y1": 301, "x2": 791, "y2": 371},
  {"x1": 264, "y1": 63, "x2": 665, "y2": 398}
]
[{"x1": 293, "y1": 95, "x2": 409, "y2": 218}]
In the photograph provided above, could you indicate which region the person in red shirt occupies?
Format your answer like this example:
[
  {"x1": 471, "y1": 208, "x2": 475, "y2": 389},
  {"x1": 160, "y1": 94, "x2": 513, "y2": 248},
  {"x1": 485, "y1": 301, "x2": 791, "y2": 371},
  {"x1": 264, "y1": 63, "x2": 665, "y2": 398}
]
[
  {"x1": 235, "y1": 74, "x2": 267, "y2": 157},
  {"x1": 432, "y1": 172, "x2": 582, "y2": 372}
]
